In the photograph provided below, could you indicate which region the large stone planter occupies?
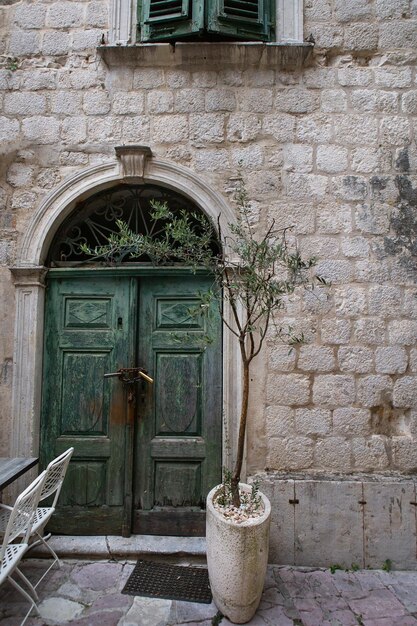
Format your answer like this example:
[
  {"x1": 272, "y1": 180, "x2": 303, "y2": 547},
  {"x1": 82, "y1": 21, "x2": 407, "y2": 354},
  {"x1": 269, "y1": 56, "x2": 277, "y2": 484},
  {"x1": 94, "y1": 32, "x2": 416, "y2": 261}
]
[{"x1": 206, "y1": 483, "x2": 271, "y2": 624}]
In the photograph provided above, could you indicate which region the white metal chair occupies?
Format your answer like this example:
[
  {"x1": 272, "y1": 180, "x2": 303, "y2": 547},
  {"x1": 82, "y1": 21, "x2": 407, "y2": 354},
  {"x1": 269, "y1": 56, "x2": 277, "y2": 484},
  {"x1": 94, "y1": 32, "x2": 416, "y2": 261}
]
[
  {"x1": 0, "y1": 470, "x2": 46, "y2": 625},
  {"x1": 25, "y1": 447, "x2": 74, "y2": 585},
  {"x1": 0, "y1": 447, "x2": 74, "y2": 588}
]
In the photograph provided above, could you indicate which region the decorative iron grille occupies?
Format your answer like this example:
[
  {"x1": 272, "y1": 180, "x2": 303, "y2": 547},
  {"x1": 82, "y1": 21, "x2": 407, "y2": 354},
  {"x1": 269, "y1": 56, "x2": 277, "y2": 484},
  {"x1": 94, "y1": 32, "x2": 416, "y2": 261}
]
[{"x1": 48, "y1": 184, "x2": 215, "y2": 265}]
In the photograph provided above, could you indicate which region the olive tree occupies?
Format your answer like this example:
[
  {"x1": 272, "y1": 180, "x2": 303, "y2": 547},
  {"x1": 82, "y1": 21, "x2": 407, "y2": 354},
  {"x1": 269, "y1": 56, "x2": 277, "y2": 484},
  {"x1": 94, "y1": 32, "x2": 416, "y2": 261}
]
[{"x1": 82, "y1": 180, "x2": 324, "y2": 506}]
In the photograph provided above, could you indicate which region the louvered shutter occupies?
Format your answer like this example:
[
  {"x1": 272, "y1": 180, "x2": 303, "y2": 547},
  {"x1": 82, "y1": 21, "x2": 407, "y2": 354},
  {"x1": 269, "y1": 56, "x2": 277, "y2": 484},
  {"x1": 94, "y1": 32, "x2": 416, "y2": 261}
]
[
  {"x1": 139, "y1": 0, "x2": 204, "y2": 41},
  {"x1": 207, "y1": 0, "x2": 272, "y2": 40}
]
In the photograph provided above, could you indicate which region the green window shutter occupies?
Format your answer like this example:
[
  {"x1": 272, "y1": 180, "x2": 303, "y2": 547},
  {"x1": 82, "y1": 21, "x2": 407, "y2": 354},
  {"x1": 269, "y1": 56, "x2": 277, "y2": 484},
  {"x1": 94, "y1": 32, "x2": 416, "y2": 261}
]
[
  {"x1": 139, "y1": 0, "x2": 205, "y2": 41},
  {"x1": 207, "y1": 0, "x2": 273, "y2": 40}
]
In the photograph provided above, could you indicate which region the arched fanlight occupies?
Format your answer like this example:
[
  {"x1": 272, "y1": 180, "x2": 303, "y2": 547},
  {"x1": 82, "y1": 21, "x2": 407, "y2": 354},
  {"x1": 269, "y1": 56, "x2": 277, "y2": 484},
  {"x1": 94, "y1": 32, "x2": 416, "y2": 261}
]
[{"x1": 48, "y1": 184, "x2": 218, "y2": 266}]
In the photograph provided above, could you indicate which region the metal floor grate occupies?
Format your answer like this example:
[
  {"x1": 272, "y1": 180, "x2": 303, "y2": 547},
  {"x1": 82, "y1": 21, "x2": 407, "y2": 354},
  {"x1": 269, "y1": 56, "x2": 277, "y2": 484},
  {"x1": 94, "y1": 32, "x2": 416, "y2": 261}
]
[{"x1": 122, "y1": 560, "x2": 212, "y2": 604}]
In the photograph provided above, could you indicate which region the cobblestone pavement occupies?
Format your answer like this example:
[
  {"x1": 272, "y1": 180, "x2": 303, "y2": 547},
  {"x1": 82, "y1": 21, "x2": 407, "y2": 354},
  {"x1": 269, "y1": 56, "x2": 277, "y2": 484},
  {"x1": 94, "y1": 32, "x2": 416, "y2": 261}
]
[{"x1": 1, "y1": 559, "x2": 417, "y2": 625}]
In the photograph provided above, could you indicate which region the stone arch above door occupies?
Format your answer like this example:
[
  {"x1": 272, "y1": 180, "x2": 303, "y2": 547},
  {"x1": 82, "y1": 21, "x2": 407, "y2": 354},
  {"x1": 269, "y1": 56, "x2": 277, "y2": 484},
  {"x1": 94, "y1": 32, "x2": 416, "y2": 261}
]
[
  {"x1": 17, "y1": 148, "x2": 235, "y2": 267},
  {"x1": 10, "y1": 149, "x2": 241, "y2": 497}
]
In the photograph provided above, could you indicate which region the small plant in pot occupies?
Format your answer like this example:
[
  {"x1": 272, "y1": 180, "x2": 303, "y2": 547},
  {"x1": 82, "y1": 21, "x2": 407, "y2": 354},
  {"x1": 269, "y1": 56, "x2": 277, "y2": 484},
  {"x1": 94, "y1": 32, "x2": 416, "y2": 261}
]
[{"x1": 81, "y1": 178, "x2": 323, "y2": 623}]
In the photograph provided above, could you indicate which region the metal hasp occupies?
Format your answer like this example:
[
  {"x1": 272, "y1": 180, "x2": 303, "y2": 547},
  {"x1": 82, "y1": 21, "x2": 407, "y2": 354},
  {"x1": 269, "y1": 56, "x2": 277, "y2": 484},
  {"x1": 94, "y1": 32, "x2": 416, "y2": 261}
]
[
  {"x1": 104, "y1": 367, "x2": 154, "y2": 384},
  {"x1": 104, "y1": 367, "x2": 153, "y2": 407}
]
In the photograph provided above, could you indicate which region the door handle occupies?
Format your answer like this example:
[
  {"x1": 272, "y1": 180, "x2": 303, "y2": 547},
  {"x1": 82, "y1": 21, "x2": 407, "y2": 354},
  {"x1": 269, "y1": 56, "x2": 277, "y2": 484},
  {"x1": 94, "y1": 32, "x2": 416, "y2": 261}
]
[
  {"x1": 138, "y1": 370, "x2": 153, "y2": 384},
  {"x1": 104, "y1": 368, "x2": 153, "y2": 408},
  {"x1": 104, "y1": 368, "x2": 154, "y2": 384}
]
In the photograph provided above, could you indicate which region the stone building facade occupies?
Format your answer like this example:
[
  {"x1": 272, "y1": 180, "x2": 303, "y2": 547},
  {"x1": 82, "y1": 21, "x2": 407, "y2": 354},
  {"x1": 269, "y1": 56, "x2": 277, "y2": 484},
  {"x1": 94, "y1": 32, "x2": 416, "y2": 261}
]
[{"x1": 1, "y1": 0, "x2": 417, "y2": 567}]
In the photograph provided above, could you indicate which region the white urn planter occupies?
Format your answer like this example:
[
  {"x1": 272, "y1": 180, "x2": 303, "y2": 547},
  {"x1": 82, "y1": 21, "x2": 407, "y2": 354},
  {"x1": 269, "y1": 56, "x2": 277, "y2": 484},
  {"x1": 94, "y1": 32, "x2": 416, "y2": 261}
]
[{"x1": 206, "y1": 483, "x2": 271, "y2": 624}]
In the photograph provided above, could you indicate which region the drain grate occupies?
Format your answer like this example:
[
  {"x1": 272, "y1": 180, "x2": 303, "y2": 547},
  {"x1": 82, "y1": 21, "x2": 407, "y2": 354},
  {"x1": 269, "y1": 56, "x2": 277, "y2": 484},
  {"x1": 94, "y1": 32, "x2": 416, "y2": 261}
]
[{"x1": 122, "y1": 560, "x2": 212, "y2": 604}]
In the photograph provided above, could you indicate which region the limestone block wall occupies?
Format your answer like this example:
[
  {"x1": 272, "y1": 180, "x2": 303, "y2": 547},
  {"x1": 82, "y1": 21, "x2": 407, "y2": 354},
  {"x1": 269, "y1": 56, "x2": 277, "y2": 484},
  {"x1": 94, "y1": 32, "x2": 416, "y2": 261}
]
[
  {"x1": 0, "y1": 0, "x2": 416, "y2": 480},
  {"x1": 258, "y1": 472, "x2": 417, "y2": 569}
]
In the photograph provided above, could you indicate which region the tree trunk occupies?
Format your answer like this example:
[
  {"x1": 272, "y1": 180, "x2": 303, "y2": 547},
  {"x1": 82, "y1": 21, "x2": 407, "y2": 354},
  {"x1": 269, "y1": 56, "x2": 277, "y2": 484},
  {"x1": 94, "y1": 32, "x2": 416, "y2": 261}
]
[{"x1": 231, "y1": 358, "x2": 250, "y2": 507}]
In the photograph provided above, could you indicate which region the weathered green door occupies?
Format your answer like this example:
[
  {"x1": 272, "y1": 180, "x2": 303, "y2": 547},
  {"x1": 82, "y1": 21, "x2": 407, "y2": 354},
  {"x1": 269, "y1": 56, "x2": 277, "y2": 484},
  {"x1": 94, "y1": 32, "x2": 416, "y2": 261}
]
[
  {"x1": 41, "y1": 269, "x2": 222, "y2": 536},
  {"x1": 133, "y1": 274, "x2": 222, "y2": 536},
  {"x1": 41, "y1": 273, "x2": 136, "y2": 534}
]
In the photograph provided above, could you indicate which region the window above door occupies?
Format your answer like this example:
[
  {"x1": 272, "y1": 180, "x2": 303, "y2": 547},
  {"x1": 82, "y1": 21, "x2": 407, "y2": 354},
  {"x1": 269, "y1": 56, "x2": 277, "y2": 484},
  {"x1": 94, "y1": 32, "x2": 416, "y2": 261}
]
[
  {"x1": 139, "y1": 0, "x2": 272, "y2": 43},
  {"x1": 109, "y1": 0, "x2": 302, "y2": 45}
]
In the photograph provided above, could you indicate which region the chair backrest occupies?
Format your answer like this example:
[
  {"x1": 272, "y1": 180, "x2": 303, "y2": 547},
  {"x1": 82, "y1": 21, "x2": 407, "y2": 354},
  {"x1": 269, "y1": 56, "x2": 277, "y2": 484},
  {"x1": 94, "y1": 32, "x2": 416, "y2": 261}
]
[
  {"x1": 40, "y1": 448, "x2": 74, "y2": 508},
  {"x1": 0, "y1": 470, "x2": 46, "y2": 562}
]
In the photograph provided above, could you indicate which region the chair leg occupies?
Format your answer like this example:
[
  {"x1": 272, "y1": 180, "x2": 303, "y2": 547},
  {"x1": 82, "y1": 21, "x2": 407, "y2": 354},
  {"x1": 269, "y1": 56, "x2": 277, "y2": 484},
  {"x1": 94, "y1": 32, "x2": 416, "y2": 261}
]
[
  {"x1": 7, "y1": 574, "x2": 40, "y2": 624},
  {"x1": 28, "y1": 532, "x2": 61, "y2": 566},
  {"x1": 27, "y1": 532, "x2": 61, "y2": 589},
  {"x1": 14, "y1": 567, "x2": 39, "y2": 601},
  {"x1": 34, "y1": 532, "x2": 60, "y2": 565}
]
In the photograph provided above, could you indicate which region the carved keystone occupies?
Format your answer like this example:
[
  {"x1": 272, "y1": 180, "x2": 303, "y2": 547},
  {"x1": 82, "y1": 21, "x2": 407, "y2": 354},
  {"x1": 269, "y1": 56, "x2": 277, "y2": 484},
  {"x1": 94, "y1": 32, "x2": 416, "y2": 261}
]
[{"x1": 115, "y1": 145, "x2": 153, "y2": 181}]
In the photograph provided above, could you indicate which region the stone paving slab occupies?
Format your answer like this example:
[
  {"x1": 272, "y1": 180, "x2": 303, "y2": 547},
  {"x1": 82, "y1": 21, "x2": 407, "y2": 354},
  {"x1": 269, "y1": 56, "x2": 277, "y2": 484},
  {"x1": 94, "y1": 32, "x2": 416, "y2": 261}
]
[{"x1": 1, "y1": 559, "x2": 417, "y2": 625}]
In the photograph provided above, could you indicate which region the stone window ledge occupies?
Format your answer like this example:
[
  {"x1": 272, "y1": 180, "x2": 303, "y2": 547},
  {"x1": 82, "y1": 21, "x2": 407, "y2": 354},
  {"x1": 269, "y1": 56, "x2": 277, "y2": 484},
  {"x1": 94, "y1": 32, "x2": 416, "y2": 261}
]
[{"x1": 98, "y1": 41, "x2": 313, "y2": 70}]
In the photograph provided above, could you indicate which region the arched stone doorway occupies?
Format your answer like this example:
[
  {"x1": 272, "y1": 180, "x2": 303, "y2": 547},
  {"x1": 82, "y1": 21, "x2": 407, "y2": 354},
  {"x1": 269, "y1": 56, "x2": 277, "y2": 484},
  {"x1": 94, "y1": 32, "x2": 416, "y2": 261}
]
[
  {"x1": 42, "y1": 182, "x2": 222, "y2": 535},
  {"x1": 10, "y1": 148, "x2": 241, "y2": 535}
]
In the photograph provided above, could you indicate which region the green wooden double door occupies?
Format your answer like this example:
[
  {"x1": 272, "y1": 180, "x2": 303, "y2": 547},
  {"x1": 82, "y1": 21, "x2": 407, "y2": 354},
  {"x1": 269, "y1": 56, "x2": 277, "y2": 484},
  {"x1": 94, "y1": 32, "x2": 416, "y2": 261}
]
[{"x1": 41, "y1": 269, "x2": 222, "y2": 536}]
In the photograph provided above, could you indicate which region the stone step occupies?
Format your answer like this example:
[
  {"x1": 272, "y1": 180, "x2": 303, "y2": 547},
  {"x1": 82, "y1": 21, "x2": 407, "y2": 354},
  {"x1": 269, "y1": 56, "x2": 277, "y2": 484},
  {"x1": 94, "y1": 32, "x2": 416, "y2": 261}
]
[{"x1": 30, "y1": 535, "x2": 207, "y2": 565}]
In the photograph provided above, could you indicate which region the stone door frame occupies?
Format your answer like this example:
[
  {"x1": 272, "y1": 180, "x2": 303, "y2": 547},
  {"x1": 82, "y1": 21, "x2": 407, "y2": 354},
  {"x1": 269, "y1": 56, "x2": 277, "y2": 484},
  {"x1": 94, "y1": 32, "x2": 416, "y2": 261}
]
[{"x1": 10, "y1": 149, "x2": 242, "y2": 491}]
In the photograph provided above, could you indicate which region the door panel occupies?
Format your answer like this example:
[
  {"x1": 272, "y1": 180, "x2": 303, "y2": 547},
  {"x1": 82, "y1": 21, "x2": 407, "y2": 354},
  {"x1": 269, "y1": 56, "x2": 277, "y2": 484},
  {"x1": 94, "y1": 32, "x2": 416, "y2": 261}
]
[
  {"x1": 156, "y1": 353, "x2": 201, "y2": 433},
  {"x1": 133, "y1": 275, "x2": 222, "y2": 536},
  {"x1": 41, "y1": 274, "x2": 136, "y2": 535}
]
